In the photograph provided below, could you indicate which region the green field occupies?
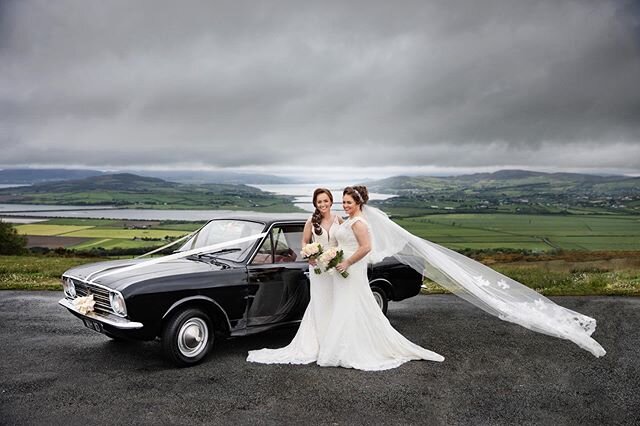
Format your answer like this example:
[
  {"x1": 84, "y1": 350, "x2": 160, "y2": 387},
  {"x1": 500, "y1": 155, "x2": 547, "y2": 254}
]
[
  {"x1": 395, "y1": 213, "x2": 640, "y2": 251},
  {"x1": 44, "y1": 218, "x2": 205, "y2": 231},
  {"x1": 14, "y1": 224, "x2": 95, "y2": 236},
  {"x1": 11, "y1": 213, "x2": 640, "y2": 252},
  {"x1": 0, "y1": 255, "x2": 98, "y2": 290},
  {"x1": 15, "y1": 220, "x2": 193, "y2": 250},
  {"x1": 71, "y1": 238, "x2": 179, "y2": 250},
  {"x1": 4, "y1": 213, "x2": 640, "y2": 295}
]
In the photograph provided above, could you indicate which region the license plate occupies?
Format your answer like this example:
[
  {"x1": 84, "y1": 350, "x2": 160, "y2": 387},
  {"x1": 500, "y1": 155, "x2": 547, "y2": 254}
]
[{"x1": 82, "y1": 318, "x2": 104, "y2": 333}]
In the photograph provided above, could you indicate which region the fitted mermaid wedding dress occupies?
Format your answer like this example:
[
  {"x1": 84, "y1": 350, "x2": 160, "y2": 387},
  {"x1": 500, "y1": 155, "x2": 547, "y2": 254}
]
[
  {"x1": 247, "y1": 215, "x2": 339, "y2": 364},
  {"x1": 316, "y1": 216, "x2": 444, "y2": 370}
]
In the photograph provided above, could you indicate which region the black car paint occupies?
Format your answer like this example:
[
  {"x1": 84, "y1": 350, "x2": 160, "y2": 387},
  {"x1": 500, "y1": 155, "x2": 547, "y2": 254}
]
[{"x1": 61, "y1": 217, "x2": 423, "y2": 342}]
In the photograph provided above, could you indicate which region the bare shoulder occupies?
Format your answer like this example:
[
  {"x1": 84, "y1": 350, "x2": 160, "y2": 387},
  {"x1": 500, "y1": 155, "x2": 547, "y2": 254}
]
[{"x1": 350, "y1": 216, "x2": 369, "y2": 229}]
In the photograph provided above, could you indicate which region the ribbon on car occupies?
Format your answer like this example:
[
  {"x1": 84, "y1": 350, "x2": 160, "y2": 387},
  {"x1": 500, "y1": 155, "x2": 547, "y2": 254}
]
[
  {"x1": 135, "y1": 226, "x2": 204, "y2": 259},
  {"x1": 83, "y1": 224, "x2": 209, "y2": 282},
  {"x1": 87, "y1": 232, "x2": 267, "y2": 284}
]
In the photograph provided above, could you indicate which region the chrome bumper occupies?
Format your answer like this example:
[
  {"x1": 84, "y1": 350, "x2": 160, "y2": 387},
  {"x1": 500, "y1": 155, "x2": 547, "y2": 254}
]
[{"x1": 59, "y1": 298, "x2": 143, "y2": 330}]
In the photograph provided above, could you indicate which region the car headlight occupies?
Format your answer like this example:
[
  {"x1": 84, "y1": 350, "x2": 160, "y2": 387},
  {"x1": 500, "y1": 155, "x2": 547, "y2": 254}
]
[
  {"x1": 62, "y1": 277, "x2": 76, "y2": 298},
  {"x1": 109, "y1": 291, "x2": 127, "y2": 317}
]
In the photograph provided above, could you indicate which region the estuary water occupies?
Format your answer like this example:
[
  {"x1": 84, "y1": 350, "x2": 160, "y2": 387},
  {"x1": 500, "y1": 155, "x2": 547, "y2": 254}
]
[
  {"x1": 0, "y1": 183, "x2": 395, "y2": 221},
  {"x1": 0, "y1": 205, "x2": 307, "y2": 221},
  {"x1": 250, "y1": 182, "x2": 395, "y2": 211}
]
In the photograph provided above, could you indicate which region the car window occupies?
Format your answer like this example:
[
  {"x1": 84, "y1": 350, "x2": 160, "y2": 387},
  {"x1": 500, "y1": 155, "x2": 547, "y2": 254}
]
[
  {"x1": 251, "y1": 225, "x2": 304, "y2": 264},
  {"x1": 178, "y1": 219, "x2": 265, "y2": 262},
  {"x1": 273, "y1": 226, "x2": 303, "y2": 263},
  {"x1": 251, "y1": 234, "x2": 273, "y2": 265}
]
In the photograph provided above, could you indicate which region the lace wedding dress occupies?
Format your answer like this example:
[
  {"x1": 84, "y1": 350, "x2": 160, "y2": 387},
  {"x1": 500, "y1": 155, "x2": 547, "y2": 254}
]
[
  {"x1": 315, "y1": 216, "x2": 444, "y2": 370},
  {"x1": 247, "y1": 215, "x2": 339, "y2": 364}
]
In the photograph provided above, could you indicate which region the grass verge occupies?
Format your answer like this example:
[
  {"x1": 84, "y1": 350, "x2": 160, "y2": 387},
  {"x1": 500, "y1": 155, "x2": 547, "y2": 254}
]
[
  {"x1": 2, "y1": 253, "x2": 640, "y2": 296},
  {"x1": 0, "y1": 255, "x2": 100, "y2": 291}
]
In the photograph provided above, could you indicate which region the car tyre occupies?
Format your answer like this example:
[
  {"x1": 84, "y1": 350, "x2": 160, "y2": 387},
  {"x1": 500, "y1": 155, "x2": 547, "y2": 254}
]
[
  {"x1": 162, "y1": 308, "x2": 213, "y2": 367},
  {"x1": 370, "y1": 285, "x2": 388, "y2": 315}
]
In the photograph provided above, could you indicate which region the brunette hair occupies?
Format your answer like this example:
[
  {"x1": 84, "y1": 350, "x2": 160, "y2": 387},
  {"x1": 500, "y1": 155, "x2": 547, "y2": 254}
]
[
  {"x1": 343, "y1": 185, "x2": 369, "y2": 206},
  {"x1": 311, "y1": 188, "x2": 333, "y2": 235}
]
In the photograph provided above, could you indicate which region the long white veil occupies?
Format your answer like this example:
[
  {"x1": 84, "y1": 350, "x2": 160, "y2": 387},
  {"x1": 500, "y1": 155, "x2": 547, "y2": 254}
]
[{"x1": 362, "y1": 205, "x2": 606, "y2": 357}]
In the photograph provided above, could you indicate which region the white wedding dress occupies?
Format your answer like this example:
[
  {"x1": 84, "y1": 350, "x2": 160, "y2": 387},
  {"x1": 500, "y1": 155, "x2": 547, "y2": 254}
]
[
  {"x1": 248, "y1": 203, "x2": 605, "y2": 366},
  {"x1": 316, "y1": 216, "x2": 444, "y2": 370},
  {"x1": 247, "y1": 215, "x2": 339, "y2": 364}
]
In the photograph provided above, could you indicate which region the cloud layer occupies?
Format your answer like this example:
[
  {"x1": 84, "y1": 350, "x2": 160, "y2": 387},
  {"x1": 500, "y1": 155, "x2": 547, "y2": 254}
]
[{"x1": 2, "y1": 0, "x2": 640, "y2": 176}]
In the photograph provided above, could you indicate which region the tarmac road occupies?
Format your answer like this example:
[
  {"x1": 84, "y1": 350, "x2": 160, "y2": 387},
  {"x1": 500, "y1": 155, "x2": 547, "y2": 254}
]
[{"x1": 0, "y1": 291, "x2": 638, "y2": 425}]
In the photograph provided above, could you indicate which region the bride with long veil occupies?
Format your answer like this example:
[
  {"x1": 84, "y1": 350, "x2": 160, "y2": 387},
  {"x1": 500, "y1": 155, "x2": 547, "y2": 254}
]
[
  {"x1": 248, "y1": 185, "x2": 605, "y2": 371},
  {"x1": 358, "y1": 185, "x2": 605, "y2": 359},
  {"x1": 248, "y1": 186, "x2": 444, "y2": 370}
]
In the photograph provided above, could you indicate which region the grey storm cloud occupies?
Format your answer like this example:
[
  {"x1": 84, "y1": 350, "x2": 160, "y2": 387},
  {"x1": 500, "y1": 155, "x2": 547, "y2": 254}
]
[{"x1": 1, "y1": 0, "x2": 640, "y2": 175}]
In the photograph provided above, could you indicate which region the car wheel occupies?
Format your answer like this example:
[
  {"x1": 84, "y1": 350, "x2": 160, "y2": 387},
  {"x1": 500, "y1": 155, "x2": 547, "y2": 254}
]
[
  {"x1": 370, "y1": 285, "x2": 388, "y2": 315},
  {"x1": 162, "y1": 308, "x2": 213, "y2": 367}
]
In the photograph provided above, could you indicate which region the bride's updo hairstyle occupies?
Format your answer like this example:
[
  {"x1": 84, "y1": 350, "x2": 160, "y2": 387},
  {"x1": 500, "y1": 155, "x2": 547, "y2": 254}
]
[
  {"x1": 311, "y1": 188, "x2": 333, "y2": 235},
  {"x1": 343, "y1": 185, "x2": 369, "y2": 206}
]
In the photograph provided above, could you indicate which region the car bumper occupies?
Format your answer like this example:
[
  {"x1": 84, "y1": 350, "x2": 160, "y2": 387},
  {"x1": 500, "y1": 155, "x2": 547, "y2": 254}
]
[{"x1": 59, "y1": 298, "x2": 143, "y2": 330}]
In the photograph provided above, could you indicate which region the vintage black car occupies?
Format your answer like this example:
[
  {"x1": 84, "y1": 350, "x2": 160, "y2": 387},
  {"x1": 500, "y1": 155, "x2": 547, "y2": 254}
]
[{"x1": 59, "y1": 216, "x2": 424, "y2": 366}]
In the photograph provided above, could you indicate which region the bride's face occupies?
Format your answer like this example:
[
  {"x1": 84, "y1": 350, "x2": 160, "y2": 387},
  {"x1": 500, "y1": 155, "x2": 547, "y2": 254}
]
[
  {"x1": 315, "y1": 192, "x2": 332, "y2": 214},
  {"x1": 342, "y1": 194, "x2": 359, "y2": 216}
]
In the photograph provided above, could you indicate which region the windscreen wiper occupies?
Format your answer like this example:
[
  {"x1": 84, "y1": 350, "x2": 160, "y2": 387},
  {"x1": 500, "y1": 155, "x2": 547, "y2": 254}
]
[{"x1": 199, "y1": 248, "x2": 242, "y2": 257}]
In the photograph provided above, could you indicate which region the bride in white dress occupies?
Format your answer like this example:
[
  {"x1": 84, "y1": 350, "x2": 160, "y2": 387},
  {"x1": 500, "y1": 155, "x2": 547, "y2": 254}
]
[
  {"x1": 248, "y1": 183, "x2": 605, "y2": 369},
  {"x1": 247, "y1": 188, "x2": 341, "y2": 364},
  {"x1": 317, "y1": 185, "x2": 444, "y2": 370},
  {"x1": 248, "y1": 186, "x2": 444, "y2": 370}
]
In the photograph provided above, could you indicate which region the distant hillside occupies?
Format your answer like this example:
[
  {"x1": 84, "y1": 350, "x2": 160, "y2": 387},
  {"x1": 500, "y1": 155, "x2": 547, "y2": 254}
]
[
  {"x1": 367, "y1": 169, "x2": 640, "y2": 215},
  {"x1": 0, "y1": 168, "x2": 105, "y2": 184},
  {"x1": 0, "y1": 173, "x2": 300, "y2": 212},
  {"x1": 0, "y1": 168, "x2": 295, "y2": 185},
  {"x1": 138, "y1": 170, "x2": 295, "y2": 184},
  {"x1": 369, "y1": 169, "x2": 636, "y2": 193}
]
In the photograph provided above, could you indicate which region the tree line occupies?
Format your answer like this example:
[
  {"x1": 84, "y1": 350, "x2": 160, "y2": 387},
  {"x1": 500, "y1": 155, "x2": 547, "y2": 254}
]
[{"x1": 0, "y1": 220, "x2": 27, "y2": 255}]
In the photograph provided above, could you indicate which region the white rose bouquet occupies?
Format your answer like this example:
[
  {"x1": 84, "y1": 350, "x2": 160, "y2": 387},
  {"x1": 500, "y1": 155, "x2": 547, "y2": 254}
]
[
  {"x1": 318, "y1": 247, "x2": 349, "y2": 278},
  {"x1": 72, "y1": 294, "x2": 95, "y2": 315},
  {"x1": 301, "y1": 242, "x2": 324, "y2": 274}
]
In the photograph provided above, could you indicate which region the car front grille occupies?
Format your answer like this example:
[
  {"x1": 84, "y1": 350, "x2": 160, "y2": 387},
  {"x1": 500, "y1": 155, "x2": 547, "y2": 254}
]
[{"x1": 68, "y1": 279, "x2": 113, "y2": 316}]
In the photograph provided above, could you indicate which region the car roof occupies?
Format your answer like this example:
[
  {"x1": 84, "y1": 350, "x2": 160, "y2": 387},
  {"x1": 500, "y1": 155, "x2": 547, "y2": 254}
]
[{"x1": 209, "y1": 214, "x2": 310, "y2": 227}]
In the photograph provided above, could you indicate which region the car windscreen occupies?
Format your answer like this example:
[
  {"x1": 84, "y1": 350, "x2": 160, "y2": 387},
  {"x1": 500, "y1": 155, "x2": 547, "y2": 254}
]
[{"x1": 177, "y1": 219, "x2": 265, "y2": 262}]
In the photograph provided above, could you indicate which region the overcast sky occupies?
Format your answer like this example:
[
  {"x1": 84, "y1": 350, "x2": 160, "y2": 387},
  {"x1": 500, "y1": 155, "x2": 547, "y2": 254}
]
[{"x1": 1, "y1": 0, "x2": 640, "y2": 179}]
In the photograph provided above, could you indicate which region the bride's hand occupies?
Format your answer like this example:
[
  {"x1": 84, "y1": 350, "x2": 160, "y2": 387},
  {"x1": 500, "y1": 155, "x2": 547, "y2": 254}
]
[
  {"x1": 309, "y1": 259, "x2": 317, "y2": 266},
  {"x1": 336, "y1": 261, "x2": 350, "y2": 273}
]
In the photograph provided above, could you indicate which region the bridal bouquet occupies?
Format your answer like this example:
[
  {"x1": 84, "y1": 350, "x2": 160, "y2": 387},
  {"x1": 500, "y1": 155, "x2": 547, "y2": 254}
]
[
  {"x1": 301, "y1": 242, "x2": 324, "y2": 274},
  {"x1": 318, "y1": 247, "x2": 349, "y2": 278},
  {"x1": 72, "y1": 294, "x2": 95, "y2": 315}
]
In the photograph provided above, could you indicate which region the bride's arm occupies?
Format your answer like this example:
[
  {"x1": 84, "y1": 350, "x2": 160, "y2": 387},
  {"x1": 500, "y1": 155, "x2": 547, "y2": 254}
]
[
  {"x1": 302, "y1": 219, "x2": 317, "y2": 266},
  {"x1": 336, "y1": 221, "x2": 371, "y2": 273},
  {"x1": 302, "y1": 219, "x2": 313, "y2": 245}
]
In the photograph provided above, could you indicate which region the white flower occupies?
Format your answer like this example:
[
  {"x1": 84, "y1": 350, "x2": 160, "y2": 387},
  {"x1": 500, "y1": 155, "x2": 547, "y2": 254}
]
[
  {"x1": 301, "y1": 243, "x2": 322, "y2": 258},
  {"x1": 473, "y1": 275, "x2": 491, "y2": 287},
  {"x1": 497, "y1": 279, "x2": 510, "y2": 289},
  {"x1": 318, "y1": 247, "x2": 338, "y2": 267},
  {"x1": 73, "y1": 295, "x2": 95, "y2": 315}
]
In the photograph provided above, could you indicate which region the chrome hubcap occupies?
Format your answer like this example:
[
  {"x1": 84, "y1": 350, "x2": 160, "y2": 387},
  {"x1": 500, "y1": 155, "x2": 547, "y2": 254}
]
[{"x1": 177, "y1": 318, "x2": 208, "y2": 357}]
